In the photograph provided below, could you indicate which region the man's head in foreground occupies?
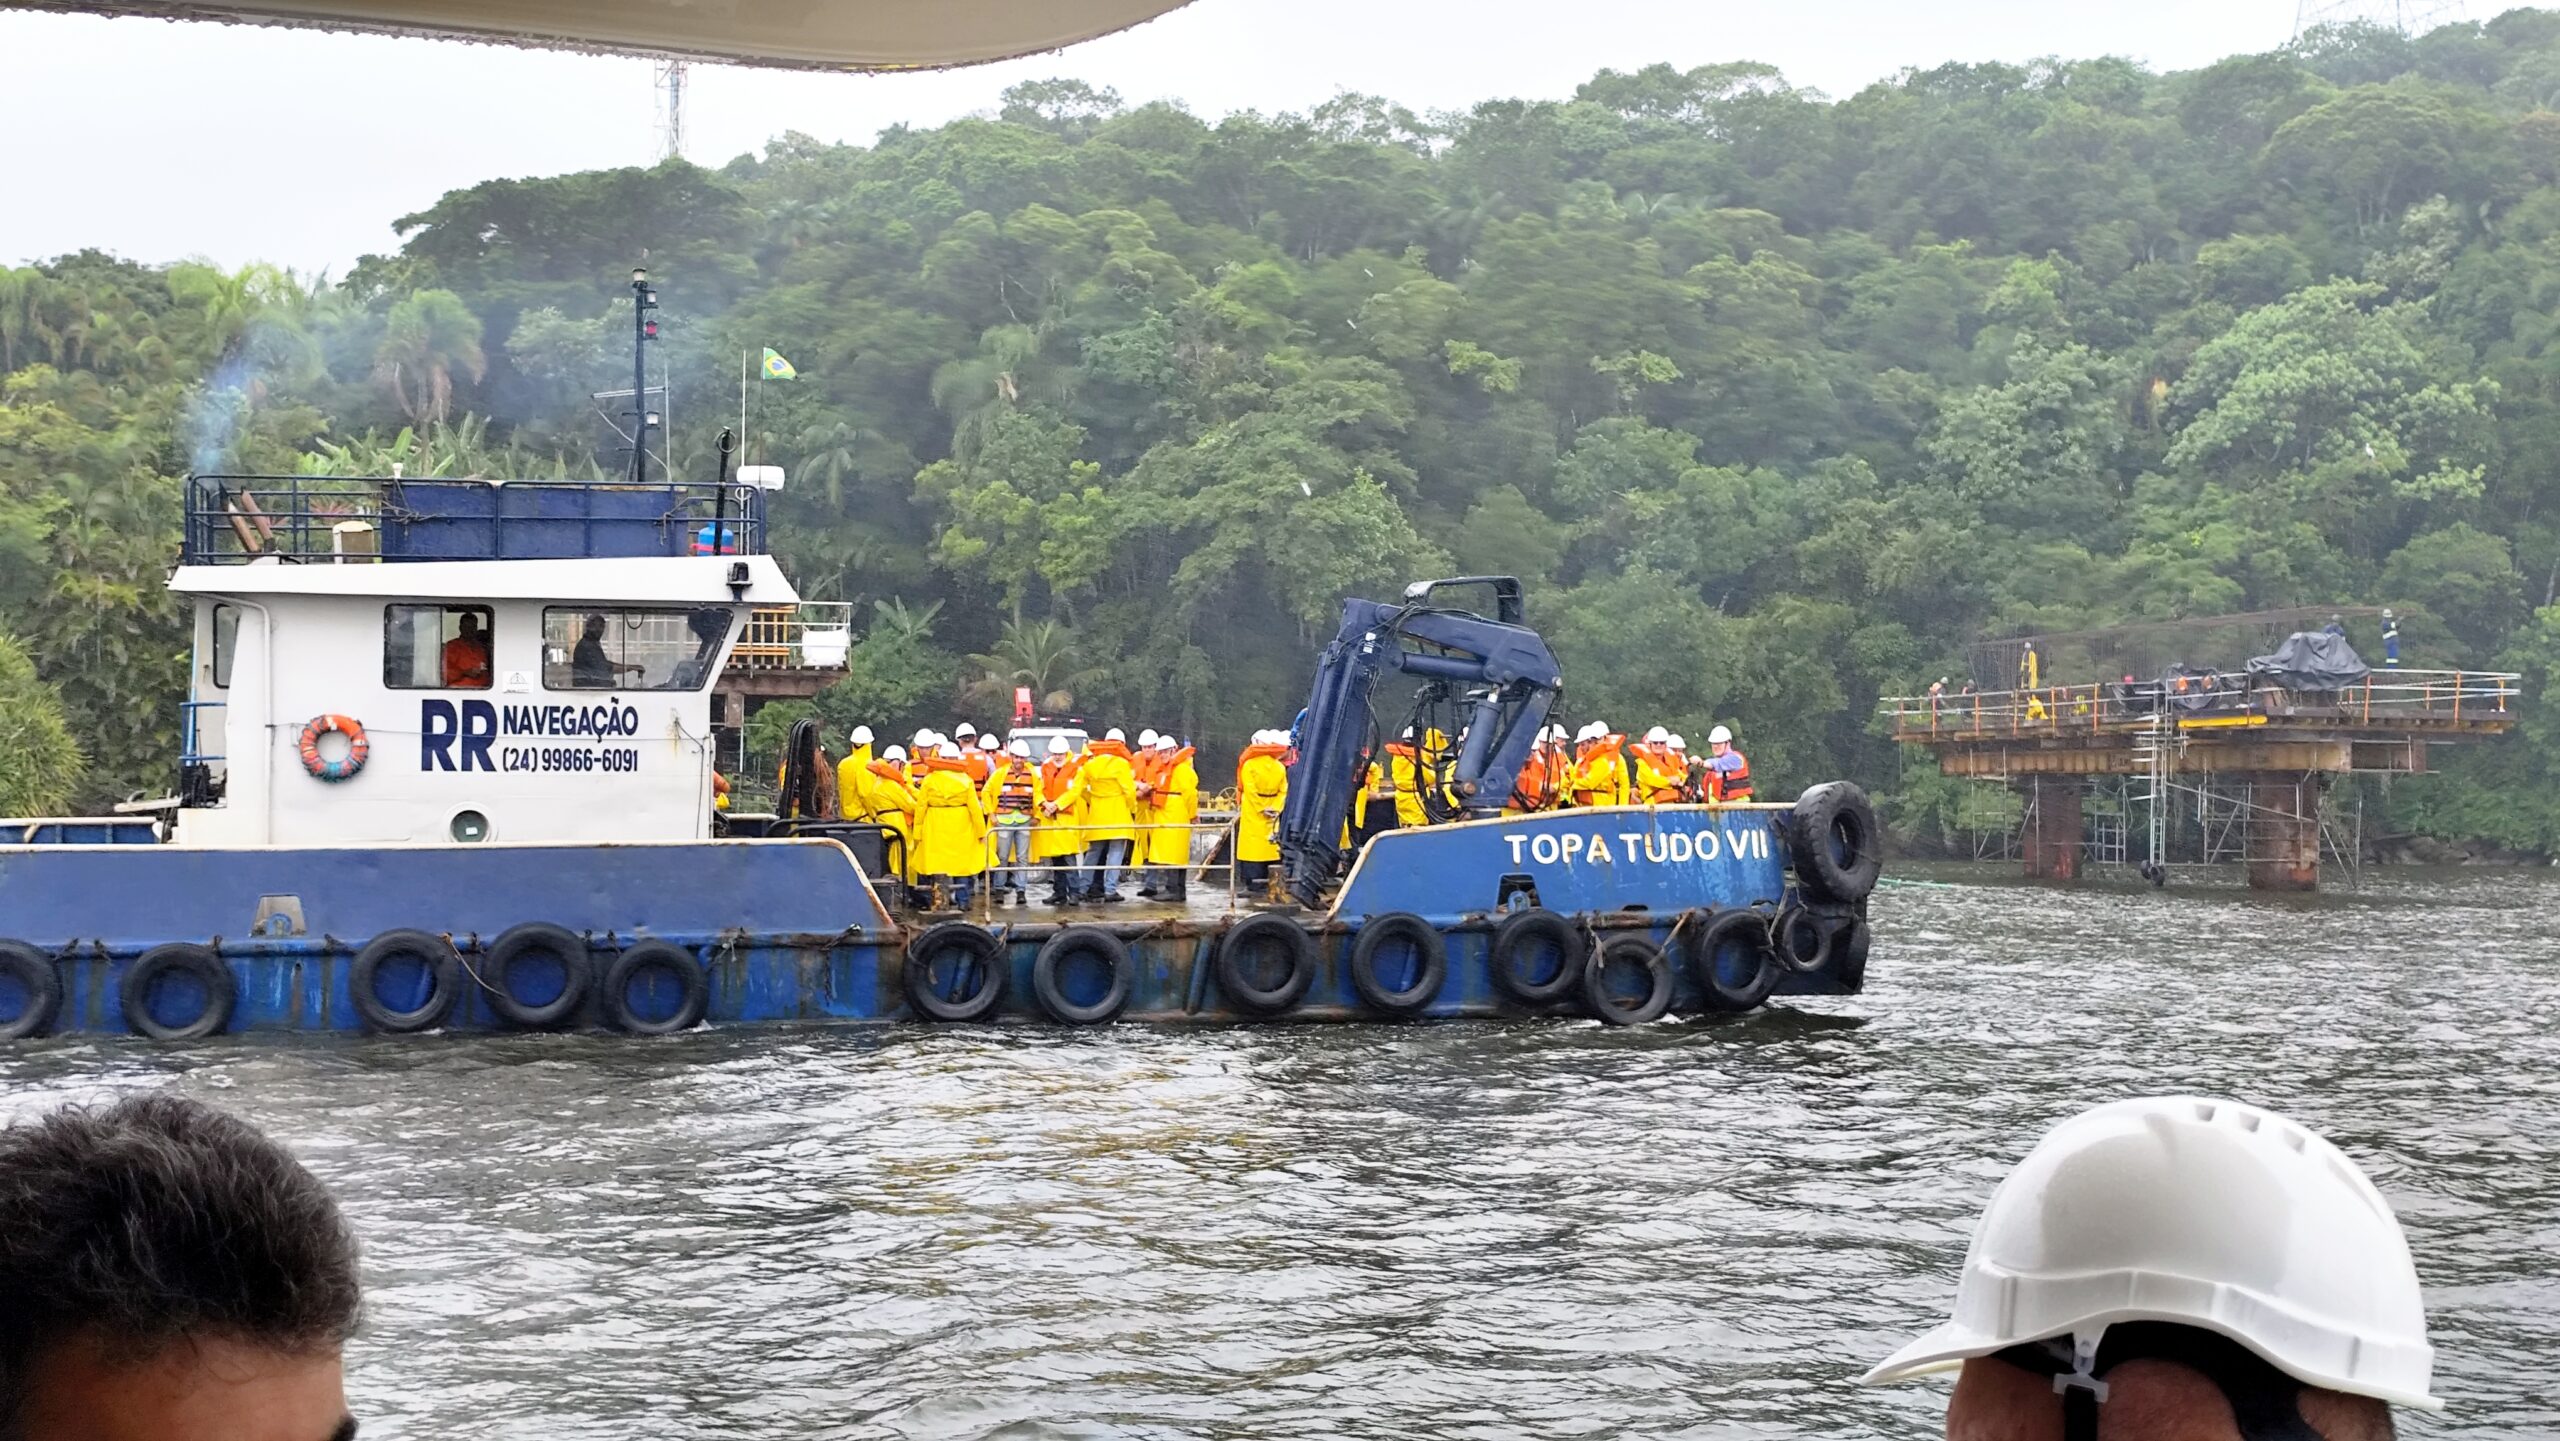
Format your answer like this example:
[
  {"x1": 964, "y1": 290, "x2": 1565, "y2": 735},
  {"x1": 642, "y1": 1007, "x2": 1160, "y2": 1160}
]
[
  {"x1": 1865, "y1": 1096, "x2": 2434, "y2": 1441},
  {"x1": 0, "y1": 1094, "x2": 361, "y2": 1441}
]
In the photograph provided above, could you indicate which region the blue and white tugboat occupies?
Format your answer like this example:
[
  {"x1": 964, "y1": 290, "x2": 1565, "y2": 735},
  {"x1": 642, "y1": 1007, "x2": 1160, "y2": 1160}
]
[{"x1": 0, "y1": 470, "x2": 1880, "y2": 1041}]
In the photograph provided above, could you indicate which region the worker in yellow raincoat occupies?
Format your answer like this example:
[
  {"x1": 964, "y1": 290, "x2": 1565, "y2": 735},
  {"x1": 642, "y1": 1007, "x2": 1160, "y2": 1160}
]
[
  {"x1": 1032, "y1": 737, "x2": 1085, "y2": 906},
  {"x1": 1130, "y1": 728, "x2": 1165, "y2": 895},
  {"x1": 835, "y1": 724, "x2": 876, "y2": 822},
  {"x1": 1075, "y1": 728, "x2": 1140, "y2": 902},
  {"x1": 866, "y1": 744, "x2": 919, "y2": 889},
  {"x1": 1141, "y1": 733, "x2": 1198, "y2": 902},
  {"x1": 912, "y1": 742, "x2": 989, "y2": 908},
  {"x1": 1234, "y1": 730, "x2": 1290, "y2": 896},
  {"x1": 1571, "y1": 722, "x2": 1632, "y2": 807}
]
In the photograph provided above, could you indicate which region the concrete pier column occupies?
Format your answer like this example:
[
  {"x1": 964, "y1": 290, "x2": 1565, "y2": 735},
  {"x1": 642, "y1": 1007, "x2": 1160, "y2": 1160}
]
[
  {"x1": 2019, "y1": 776, "x2": 2084, "y2": 881},
  {"x1": 2244, "y1": 774, "x2": 2321, "y2": 892}
]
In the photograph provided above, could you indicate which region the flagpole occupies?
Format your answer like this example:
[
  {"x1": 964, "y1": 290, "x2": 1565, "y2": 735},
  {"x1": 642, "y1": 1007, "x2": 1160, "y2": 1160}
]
[{"x1": 739, "y1": 348, "x2": 750, "y2": 467}]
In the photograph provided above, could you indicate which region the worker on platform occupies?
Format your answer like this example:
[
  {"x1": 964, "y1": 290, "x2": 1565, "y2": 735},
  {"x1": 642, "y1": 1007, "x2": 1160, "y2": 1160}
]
[
  {"x1": 1635, "y1": 726, "x2": 1686, "y2": 804},
  {"x1": 1384, "y1": 728, "x2": 1431, "y2": 828},
  {"x1": 953, "y1": 721, "x2": 979, "y2": 750},
  {"x1": 1033, "y1": 736, "x2": 1085, "y2": 905},
  {"x1": 1131, "y1": 729, "x2": 1165, "y2": 894},
  {"x1": 983, "y1": 737, "x2": 1040, "y2": 906},
  {"x1": 2018, "y1": 639, "x2": 2041, "y2": 691},
  {"x1": 869, "y1": 744, "x2": 918, "y2": 891},
  {"x1": 2383, "y1": 608, "x2": 2401, "y2": 668},
  {"x1": 913, "y1": 741, "x2": 989, "y2": 908},
  {"x1": 1077, "y1": 727, "x2": 1140, "y2": 902},
  {"x1": 1143, "y1": 733, "x2": 1198, "y2": 902},
  {"x1": 1705, "y1": 724, "x2": 1752, "y2": 803},
  {"x1": 1863, "y1": 1096, "x2": 2432, "y2": 1441},
  {"x1": 1666, "y1": 733, "x2": 1695, "y2": 802},
  {"x1": 1510, "y1": 726, "x2": 1559, "y2": 814},
  {"x1": 1356, "y1": 740, "x2": 1401, "y2": 843},
  {"x1": 835, "y1": 725, "x2": 876, "y2": 821},
  {"x1": 1571, "y1": 722, "x2": 1632, "y2": 808},
  {"x1": 1235, "y1": 729, "x2": 1291, "y2": 895}
]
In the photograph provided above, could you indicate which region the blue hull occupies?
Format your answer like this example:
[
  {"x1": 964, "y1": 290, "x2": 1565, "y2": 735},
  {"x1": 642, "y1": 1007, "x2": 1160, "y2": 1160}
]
[{"x1": 0, "y1": 807, "x2": 1865, "y2": 1037}]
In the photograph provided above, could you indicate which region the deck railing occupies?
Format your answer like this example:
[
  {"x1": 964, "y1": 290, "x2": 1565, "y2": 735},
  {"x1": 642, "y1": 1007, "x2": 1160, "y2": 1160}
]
[
  {"x1": 727, "y1": 603, "x2": 857, "y2": 670},
  {"x1": 1881, "y1": 669, "x2": 2521, "y2": 740},
  {"x1": 182, "y1": 474, "x2": 767, "y2": 566}
]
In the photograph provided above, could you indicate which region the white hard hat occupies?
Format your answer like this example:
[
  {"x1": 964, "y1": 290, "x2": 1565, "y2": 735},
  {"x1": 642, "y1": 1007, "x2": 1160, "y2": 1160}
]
[
  {"x1": 912, "y1": 728, "x2": 933, "y2": 747},
  {"x1": 1708, "y1": 725, "x2": 1734, "y2": 745},
  {"x1": 1154, "y1": 734, "x2": 1177, "y2": 751},
  {"x1": 955, "y1": 722, "x2": 977, "y2": 738},
  {"x1": 1138, "y1": 728, "x2": 1160, "y2": 747},
  {"x1": 882, "y1": 744, "x2": 906, "y2": 762},
  {"x1": 1105, "y1": 727, "x2": 1126, "y2": 743},
  {"x1": 1047, "y1": 736, "x2": 1070, "y2": 756},
  {"x1": 849, "y1": 724, "x2": 873, "y2": 746},
  {"x1": 1575, "y1": 722, "x2": 1601, "y2": 742},
  {"x1": 1668, "y1": 733, "x2": 1686, "y2": 750},
  {"x1": 1644, "y1": 725, "x2": 1670, "y2": 744},
  {"x1": 1862, "y1": 1096, "x2": 2437, "y2": 1410},
  {"x1": 938, "y1": 742, "x2": 962, "y2": 760},
  {"x1": 980, "y1": 733, "x2": 999, "y2": 750},
  {"x1": 1007, "y1": 738, "x2": 1030, "y2": 757}
]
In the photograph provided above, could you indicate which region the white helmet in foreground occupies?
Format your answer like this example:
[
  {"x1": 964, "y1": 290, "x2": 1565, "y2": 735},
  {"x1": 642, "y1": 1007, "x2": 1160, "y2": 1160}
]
[
  {"x1": 1644, "y1": 725, "x2": 1670, "y2": 744},
  {"x1": 1105, "y1": 727, "x2": 1127, "y2": 743},
  {"x1": 1138, "y1": 728, "x2": 1160, "y2": 748},
  {"x1": 882, "y1": 744, "x2": 906, "y2": 763},
  {"x1": 1708, "y1": 724, "x2": 1734, "y2": 745},
  {"x1": 1047, "y1": 737, "x2": 1070, "y2": 757},
  {"x1": 849, "y1": 724, "x2": 873, "y2": 746},
  {"x1": 1862, "y1": 1096, "x2": 2437, "y2": 1410},
  {"x1": 1007, "y1": 738, "x2": 1030, "y2": 758}
]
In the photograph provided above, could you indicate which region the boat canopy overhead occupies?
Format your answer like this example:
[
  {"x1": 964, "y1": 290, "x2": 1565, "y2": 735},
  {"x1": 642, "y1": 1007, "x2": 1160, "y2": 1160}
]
[
  {"x1": 172, "y1": 553, "x2": 799, "y2": 606},
  {"x1": 4, "y1": 0, "x2": 1196, "y2": 69}
]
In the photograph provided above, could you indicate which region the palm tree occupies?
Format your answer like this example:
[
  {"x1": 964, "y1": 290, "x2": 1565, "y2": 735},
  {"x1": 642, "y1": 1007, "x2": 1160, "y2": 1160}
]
[
  {"x1": 868, "y1": 597, "x2": 943, "y2": 649},
  {"x1": 964, "y1": 608, "x2": 1101, "y2": 710},
  {"x1": 372, "y1": 290, "x2": 487, "y2": 432},
  {"x1": 796, "y1": 419, "x2": 863, "y2": 506},
  {"x1": 929, "y1": 322, "x2": 1073, "y2": 457}
]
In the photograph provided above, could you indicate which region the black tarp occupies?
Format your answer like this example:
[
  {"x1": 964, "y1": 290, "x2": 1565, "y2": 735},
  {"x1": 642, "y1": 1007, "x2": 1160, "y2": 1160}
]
[{"x1": 2245, "y1": 630, "x2": 2370, "y2": 691}]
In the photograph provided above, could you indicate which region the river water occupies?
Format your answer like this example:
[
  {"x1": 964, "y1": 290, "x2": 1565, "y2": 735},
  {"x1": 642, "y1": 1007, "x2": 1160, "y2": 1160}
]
[{"x1": 0, "y1": 865, "x2": 2551, "y2": 1439}]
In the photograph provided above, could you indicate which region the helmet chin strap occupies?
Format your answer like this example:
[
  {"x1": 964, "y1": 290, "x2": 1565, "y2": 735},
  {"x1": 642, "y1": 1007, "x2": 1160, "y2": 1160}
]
[{"x1": 1995, "y1": 1323, "x2": 2330, "y2": 1441}]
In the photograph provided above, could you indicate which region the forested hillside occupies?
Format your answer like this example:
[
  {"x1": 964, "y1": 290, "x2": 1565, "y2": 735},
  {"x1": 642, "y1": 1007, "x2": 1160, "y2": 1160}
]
[{"x1": 9, "y1": 15, "x2": 2560, "y2": 851}]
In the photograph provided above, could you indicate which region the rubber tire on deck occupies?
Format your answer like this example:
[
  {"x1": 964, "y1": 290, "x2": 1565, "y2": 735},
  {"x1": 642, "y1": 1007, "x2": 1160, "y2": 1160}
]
[
  {"x1": 602, "y1": 941, "x2": 709, "y2": 1035},
  {"x1": 1581, "y1": 935, "x2": 1675, "y2": 1026},
  {"x1": 350, "y1": 929, "x2": 463, "y2": 1033},
  {"x1": 1687, "y1": 909, "x2": 1779, "y2": 1013},
  {"x1": 1348, "y1": 912, "x2": 1447, "y2": 1018},
  {"x1": 1768, "y1": 906, "x2": 1833, "y2": 975},
  {"x1": 1489, "y1": 908, "x2": 1584, "y2": 1006},
  {"x1": 1032, "y1": 927, "x2": 1131, "y2": 1025},
  {"x1": 121, "y1": 943, "x2": 236, "y2": 1041},
  {"x1": 1788, "y1": 782, "x2": 1883, "y2": 903},
  {"x1": 1828, "y1": 913, "x2": 1872, "y2": 994},
  {"x1": 1214, "y1": 912, "x2": 1317, "y2": 1016},
  {"x1": 903, "y1": 921, "x2": 1007, "y2": 1022},
  {"x1": 485, "y1": 923, "x2": 593, "y2": 1029},
  {"x1": 0, "y1": 941, "x2": 62, "y2": 1041}
]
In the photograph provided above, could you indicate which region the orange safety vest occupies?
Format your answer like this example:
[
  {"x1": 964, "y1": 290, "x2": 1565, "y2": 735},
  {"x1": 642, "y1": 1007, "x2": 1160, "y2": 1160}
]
[
  {"x1": 1709, "y1": 749, "x2": 1753, "y2": 803},
  {"x1": 992, "y1": 760, "x2": 1038, "y2": 815}
]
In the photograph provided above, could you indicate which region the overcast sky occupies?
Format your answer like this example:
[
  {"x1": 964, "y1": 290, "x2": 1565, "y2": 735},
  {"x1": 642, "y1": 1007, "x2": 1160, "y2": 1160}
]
[{"x1": 4, "y1": 0, "x2": 2312, "y2": 275}]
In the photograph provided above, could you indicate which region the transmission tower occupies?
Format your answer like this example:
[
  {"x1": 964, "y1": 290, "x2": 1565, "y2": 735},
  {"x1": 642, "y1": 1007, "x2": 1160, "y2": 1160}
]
[
  {"x1": 2294, "y1": 0, "x2": 2465, "y2": 37},
  {"x1": 654, "y1": 58, "x2": 687, "y2": 161}
]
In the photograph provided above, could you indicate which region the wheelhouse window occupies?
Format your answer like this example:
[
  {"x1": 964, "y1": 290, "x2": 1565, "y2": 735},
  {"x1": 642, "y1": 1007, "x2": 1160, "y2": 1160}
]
[
  {"x1": 209, "y1": 604, "x2": 239, "y2": 689},
  {"x1": 542, "y1": 607, "x2": 731, "y2": 691},
  {"x1": 384, "y1": 604, "x2": 495, "y2": 690}
]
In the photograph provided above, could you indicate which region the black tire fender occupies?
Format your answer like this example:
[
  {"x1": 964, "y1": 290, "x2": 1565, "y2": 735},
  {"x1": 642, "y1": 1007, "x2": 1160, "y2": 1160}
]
[
  {"x1": 484, "y1": 923, "x2": 593, "y2": 1029},
  {"x1": 602, "y1": 941, "x2": 709, "y2": 1035},
  {"x1": 1828, "y1": 912, "x2": 1872, "y2": 993},
  {"x1": 0, "y1": 941, "x2": 63, "y2": 1041},
  {"x1": 1788, "y1": 782, "x2": 1883, "y2": 903},
  {"x1": 121, "y1": 943, "x2": 236, "y2": 1041},
  {"x1": 1348, "y1": 912, "x2": 1447, "y2": 1018},
  {"x1": 903, "y1": 921, "x2": 1007, "y2": 1022},
  {"x1": 1488, "y1": 908, "x2": 1584, "y2": 1006},
  {"x1": 1213, "y1": 912, "x2": 1316, "y2": 1016},
  {"x1": 1769, "y1": 906, "x2": 1834, "y2": 975},
  {"x1": 1032, "y1": 927, "x2": 1132, "y2": 1025},
  {"x1": 350, "y1": 929, "x2": 463, "y2": 1033},
  {"x1": 1687, "y1": 909, "x2": 1778, "y2": 1013},
  {"x1": 1581, "y1": 935, "x2": 1675, "y2": 1026}
]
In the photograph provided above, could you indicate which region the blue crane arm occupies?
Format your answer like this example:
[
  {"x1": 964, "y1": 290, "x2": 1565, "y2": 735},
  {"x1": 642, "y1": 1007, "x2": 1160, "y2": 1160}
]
[{"x1": 1276, "y1": 580, "x2": 1562, "y2": 900}]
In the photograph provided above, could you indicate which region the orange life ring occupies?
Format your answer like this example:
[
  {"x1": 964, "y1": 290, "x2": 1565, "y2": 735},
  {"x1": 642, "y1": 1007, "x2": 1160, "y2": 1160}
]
[{"x1": 297, "y1": 714, "x2": 369, "y2": 782}]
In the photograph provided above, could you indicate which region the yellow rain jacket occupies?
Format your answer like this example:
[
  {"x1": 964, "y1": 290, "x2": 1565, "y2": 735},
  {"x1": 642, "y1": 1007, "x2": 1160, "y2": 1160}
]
[
  {"x1": 1235, "y1": 744, "x2": 1289, "y2": 864},
  {"x1": 1383, "y1": 743, "x2": 1428, "y2": 827},
  {"x1": 1076, "y1": 740, "x2": 1140, "y2": 844},
  {"x1": 864, "y1": 761, "x2": 918, "y2": 880},
  {"x1": 836, "y1": 743, "x2": 875, "y2": 821},
  {"x1": 1571, "y1": 736, "x2": 1632, "y2": 808},
  {"x1": 1033, "y1": 754, "x2": 1086, "y2": 861},
  {"x1": 911, "y1": 762, "x2": 990, "y2": 877},
  {"x1": 1144, "y1": 748, "x2": 1198, "y2": 867}
]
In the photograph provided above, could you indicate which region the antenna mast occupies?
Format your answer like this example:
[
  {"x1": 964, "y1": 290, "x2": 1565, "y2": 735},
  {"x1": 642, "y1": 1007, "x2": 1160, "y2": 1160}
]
[
  {"x1": 2293, "y1": 0, "x2": 2465, "y2": 37},
  {"x1": 654, "y1": 58, "x2": 687, "y2": 161}
]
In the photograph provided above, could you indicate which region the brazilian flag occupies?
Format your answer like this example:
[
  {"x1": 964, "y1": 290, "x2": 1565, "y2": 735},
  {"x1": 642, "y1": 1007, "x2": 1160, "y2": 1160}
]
[{"x1": 761, "y1": 347, "x2": 798, "y2": 380}]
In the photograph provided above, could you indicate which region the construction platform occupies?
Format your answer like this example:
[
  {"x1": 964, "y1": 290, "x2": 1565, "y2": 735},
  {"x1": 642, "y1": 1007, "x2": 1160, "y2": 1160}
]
[{"x1": 1884, "y1": 668, "x2": 2520, "y2": 890}]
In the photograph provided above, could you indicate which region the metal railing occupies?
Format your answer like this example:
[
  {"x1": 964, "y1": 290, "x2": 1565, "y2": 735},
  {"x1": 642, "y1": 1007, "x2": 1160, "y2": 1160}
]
[
  {"x1": 1882, "y1": 669, "x2": 2522, "y2": 740},
  {"x1": 183, "y1": 474, "x2": 767, "y2": 566},
  {"x1": 727, "y1": 603, "x2": 857, "y2": 670}
]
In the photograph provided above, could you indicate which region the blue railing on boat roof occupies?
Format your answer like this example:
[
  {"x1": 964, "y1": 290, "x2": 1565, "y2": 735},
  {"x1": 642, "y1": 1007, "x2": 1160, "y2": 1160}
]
[{"x1": 182, "y1": 474, "x2": 767, "y2": 566}]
